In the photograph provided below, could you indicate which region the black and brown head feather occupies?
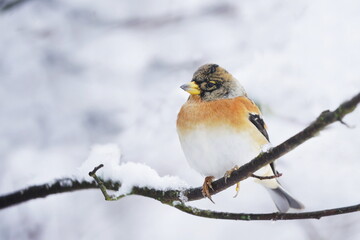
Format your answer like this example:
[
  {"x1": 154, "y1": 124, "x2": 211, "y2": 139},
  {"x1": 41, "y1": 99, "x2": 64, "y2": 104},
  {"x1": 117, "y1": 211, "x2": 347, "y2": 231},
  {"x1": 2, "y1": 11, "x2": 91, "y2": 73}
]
[{"x1": 191, "y1": 64, "x2": 246, "y2": 101}]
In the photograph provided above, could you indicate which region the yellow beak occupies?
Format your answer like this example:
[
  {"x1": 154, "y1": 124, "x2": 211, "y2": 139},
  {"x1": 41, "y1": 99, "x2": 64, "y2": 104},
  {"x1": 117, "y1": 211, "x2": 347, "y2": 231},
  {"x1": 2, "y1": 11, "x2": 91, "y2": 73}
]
[{"x1": 180, "y1": 82, "x2": 201, "y2": 95}]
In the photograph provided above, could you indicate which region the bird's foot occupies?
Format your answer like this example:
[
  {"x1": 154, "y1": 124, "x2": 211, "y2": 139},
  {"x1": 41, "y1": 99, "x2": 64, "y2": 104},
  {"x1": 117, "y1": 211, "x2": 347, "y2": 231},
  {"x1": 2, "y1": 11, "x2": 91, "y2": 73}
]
[
  {"x1": 202, "y1": 176, "x2": 215, "y2": 203},
  {"x1": 224, "y1": 165, "x2": 239, "y2": 183},
  {"x1": 233, "y1": 182, "x2": 241, "y2": 198},
  {"x1": 224, "y1": 166, "x2": 241, "y2": 198}
]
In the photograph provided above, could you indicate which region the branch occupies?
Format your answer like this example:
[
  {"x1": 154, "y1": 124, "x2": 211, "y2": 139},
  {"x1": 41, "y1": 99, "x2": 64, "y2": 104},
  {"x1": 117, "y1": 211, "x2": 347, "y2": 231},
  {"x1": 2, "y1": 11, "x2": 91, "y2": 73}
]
[
  {"x1": 88, "y1": 164, "x2": 360, "y2": 221},
  {"x1": 251, "y1": 172, "x2": 282, "y2": 180},
  {"x1": 0, "y1": 178, "x2": 121, "y2": 210},
  {"x1": 173, "y1": 203, "x2": 360, "y2": 221},
  {"x1": 0, "y1": 92, "x2": 359, "y2": 220}
]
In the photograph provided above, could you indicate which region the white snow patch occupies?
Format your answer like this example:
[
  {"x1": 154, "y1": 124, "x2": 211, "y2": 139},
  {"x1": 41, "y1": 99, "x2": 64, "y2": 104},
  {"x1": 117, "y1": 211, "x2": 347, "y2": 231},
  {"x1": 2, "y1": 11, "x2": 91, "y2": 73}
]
[
  {"x1": 78, "y1": 144, "x2": 189, "y2": 196},
  {"x1": 58, "y1": 178, "x2": 75, "y2": 187},
  {"x1": 172, "y1": 201, "x2": 182, "y2": 206},
  {"x1": 178, "y1": 191, "x2": 189, "y2": 202},
  {"x1": 261, "y1": 143, "x2": 273, "y2": 152}
]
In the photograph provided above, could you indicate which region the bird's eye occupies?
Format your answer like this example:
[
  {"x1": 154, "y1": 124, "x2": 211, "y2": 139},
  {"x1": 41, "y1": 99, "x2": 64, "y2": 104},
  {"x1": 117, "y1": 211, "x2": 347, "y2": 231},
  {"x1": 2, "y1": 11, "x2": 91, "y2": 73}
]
[{"x1": 206, "y1": 82, "x2": 216, "y2": 88}]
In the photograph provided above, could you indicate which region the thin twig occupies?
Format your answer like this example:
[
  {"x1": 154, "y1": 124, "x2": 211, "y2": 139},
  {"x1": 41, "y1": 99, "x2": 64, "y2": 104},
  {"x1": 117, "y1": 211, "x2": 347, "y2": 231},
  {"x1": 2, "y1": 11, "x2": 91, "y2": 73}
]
[
  {"x1": 338, "y1": 119, "x2": 354, "y2": 128},
  {"x1": 173, "y1": 202, "x2": 360, "y2": 221},
  {"x1": 89, "y1": 164, "x2": 124, "y2": 201},
  {"x1": 251, "y1": 172, "x2": 282, "y2": 180},
  {"x1": 88, "y1": 164, "x2": 104, "y2": 177}
]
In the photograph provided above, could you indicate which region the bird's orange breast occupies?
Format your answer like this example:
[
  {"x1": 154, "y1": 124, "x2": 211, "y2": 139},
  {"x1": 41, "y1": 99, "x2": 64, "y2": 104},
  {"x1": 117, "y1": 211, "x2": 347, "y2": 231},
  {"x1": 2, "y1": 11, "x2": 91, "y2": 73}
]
[{"x1": 177, "y1": 95, "x2": 261, "y2": 133}]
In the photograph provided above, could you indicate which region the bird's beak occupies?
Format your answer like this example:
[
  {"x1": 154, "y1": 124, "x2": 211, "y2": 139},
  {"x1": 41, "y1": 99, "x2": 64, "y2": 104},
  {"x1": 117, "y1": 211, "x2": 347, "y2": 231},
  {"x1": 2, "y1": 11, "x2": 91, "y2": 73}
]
[{"x1": 180, "y1": 82, "x2": 201, "y2": 95}]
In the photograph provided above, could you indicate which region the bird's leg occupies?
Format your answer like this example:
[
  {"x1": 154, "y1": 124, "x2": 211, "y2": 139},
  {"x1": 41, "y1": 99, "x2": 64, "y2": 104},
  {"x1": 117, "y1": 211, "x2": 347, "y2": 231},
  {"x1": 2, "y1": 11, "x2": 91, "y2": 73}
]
[
  {"x1": 224, "y1": 165, "x2": 239, "y2": 183},
  {"x1": 224, "y1": 165, "x2": 241, "y2": 197},
  {"x1": 233, "y1": 182, "x2": 240, "y2": 198},
  {"x1": 202, "y1": 176, "x2": 215, "y2": 203}
]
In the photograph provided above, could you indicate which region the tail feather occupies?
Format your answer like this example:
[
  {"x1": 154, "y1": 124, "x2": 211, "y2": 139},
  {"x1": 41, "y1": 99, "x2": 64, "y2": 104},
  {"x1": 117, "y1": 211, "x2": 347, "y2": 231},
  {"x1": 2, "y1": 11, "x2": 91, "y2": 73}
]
[
  {"x1": 267, "y1": 186, "x2": 304, "y2": 213},
  {"x1": 255, "y1": 165, "x2": 304, "y2": 212}
]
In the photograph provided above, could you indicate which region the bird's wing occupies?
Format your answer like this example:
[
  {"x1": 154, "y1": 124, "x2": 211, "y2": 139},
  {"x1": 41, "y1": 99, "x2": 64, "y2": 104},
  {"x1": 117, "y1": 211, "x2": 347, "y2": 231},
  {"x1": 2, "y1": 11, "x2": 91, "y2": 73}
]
[
  {"x1": 248, "y1": 113, "x2": 269, "y2": 141},
  {"x1": 239, "y1": 97, "x2": 269, "y2": 141},
  {"x1": 242, "y1": 98, "x2": 277, "y2": 174}
]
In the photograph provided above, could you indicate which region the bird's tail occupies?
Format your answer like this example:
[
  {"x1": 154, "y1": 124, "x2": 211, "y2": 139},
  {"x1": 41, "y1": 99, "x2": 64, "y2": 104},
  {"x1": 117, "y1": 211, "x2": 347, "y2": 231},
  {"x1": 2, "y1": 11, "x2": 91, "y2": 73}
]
[
  {"x1": 267, "y1": 185, "x2": 304, "y2": 213},
  {"x1": 254, "y1": 165, "x2": 304, "y2": 212}
]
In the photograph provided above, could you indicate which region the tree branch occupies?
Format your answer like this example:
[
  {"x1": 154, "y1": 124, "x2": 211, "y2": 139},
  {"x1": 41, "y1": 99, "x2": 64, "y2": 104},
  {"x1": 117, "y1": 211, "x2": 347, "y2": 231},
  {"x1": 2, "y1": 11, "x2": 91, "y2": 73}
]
[
  {"x1": 173, "y1": 202, "x2": 360, "y2": 221},
  {"x1": 88, "y1": 164, "x2": 360, "y2": 221},
  {"x1": 0, "y1": 178, "x2": 121, "y2": 210},
  {"x1": 0, "y1": 92, "x2": 359, "y2": 221}
]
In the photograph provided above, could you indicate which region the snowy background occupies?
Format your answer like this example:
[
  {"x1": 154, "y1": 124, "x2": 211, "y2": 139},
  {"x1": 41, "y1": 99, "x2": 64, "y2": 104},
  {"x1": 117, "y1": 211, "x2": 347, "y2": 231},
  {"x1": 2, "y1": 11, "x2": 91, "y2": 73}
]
[{"x1": 0, "y1": 0, "x2": 360, "y2": 239}]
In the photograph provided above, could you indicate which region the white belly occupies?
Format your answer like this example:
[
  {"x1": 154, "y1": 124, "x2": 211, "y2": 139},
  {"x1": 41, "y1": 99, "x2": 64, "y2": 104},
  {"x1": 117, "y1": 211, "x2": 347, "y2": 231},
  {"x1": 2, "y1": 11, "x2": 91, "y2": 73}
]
[{"x1": 178, "y1": 125, "x2": 262, "y2": 178}]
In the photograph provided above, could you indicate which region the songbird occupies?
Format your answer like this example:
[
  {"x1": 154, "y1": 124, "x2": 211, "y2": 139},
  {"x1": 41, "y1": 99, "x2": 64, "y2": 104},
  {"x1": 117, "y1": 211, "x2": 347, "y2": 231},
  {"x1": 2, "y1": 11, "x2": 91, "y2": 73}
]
[{"x1": 176, "y1": 64, "x2": 304, "y2": 212}]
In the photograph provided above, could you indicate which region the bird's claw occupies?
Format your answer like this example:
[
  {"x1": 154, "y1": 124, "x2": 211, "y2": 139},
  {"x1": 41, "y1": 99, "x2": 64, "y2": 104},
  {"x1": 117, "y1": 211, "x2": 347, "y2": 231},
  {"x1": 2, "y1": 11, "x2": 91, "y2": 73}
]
[
  {"x1": 202, "y1": 176, "x2": 215, "y2": 203},
  {"x1": 233, "y1": 182, "x2": 240, "y2": 198},
  {"x1": 224, "y1": 165, "x2": 239, "y2": 183}
]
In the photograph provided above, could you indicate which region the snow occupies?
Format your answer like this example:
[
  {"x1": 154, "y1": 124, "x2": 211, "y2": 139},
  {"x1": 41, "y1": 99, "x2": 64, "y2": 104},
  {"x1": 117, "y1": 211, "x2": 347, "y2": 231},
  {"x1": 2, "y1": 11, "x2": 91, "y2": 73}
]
[
  {"x1": 0, "y1": 0, "x2": 360, "y2": 240},
  {"x1": 78, "y1": 144, "x2": 188, "y2": 196}
]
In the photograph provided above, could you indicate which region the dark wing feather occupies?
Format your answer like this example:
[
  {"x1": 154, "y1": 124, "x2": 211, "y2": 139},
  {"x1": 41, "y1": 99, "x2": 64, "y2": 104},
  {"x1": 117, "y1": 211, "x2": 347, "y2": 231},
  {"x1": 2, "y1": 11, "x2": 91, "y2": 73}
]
[
  {"x1": 249, "y1": 113, "x2": 277, "y2": 173},
  {"x1": 249, "y1": 113, "x2": 269, "y2": 141}
]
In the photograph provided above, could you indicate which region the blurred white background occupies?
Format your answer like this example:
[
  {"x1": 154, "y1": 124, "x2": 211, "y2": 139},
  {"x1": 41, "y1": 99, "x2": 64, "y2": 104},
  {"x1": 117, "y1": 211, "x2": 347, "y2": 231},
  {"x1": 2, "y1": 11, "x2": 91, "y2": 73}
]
[{"x1": 0, "y1": 0, "x2": 359, "y2": 239}]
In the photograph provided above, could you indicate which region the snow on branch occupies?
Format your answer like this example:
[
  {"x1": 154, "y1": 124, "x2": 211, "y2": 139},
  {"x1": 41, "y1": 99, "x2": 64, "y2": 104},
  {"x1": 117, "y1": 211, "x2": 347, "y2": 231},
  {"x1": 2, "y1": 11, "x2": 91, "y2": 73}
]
[
  {"x1": 0, "y1": 178, "x2": 121, "y2": 210},
  {"x1": 0, "y1": 92, "x2": 359, "y2": 221}
]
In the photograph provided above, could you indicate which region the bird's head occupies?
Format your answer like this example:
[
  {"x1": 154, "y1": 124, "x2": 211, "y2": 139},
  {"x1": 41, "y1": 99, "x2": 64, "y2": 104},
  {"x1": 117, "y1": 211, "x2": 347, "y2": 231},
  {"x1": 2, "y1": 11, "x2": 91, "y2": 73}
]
[{"x1": 180, "y1": 64, "x2": 246, "y2": 101}]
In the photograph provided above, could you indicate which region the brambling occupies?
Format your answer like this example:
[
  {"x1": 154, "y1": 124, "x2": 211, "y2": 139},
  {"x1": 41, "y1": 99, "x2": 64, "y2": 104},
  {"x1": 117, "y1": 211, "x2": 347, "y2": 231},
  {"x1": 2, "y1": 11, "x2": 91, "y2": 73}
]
[{"x1": 176, "y1": 64, "x2": 304, "y2": 212}]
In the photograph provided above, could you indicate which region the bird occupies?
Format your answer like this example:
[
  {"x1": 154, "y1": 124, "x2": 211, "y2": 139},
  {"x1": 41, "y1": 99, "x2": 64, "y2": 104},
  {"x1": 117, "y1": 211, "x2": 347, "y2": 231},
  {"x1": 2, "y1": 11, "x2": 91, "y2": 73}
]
[{"x1": 176, "y1": 63, "x2": 304, "y2": 212}]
